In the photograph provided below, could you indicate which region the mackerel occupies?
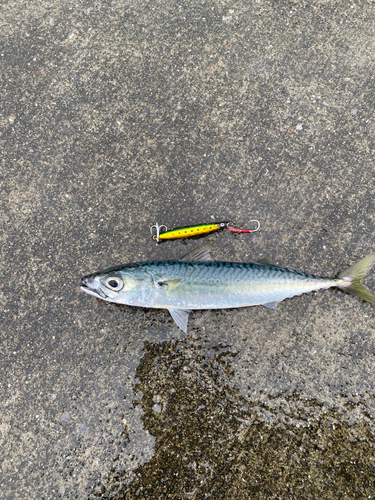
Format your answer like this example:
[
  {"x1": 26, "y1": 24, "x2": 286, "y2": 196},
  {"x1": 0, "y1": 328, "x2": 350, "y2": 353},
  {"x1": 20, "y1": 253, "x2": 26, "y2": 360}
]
[{"x1": 81, "y1": 241, "x2": 375, "y2": 332}]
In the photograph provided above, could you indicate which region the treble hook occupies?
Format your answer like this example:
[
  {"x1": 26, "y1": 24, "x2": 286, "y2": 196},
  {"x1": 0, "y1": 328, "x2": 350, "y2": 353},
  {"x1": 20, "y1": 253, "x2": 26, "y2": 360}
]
[
  {"x1": 150, "y1": 222, "x2": 168, "y2": 243},
  {"x1": 226, "y1": 220, "x2": 260, "y2": 233}
]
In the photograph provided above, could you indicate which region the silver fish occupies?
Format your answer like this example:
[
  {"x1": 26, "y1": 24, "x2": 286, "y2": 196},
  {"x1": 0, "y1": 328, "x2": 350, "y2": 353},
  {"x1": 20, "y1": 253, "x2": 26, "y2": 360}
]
[{"x1": 80, "y1": 242, "x2": 375, "y2": 332}]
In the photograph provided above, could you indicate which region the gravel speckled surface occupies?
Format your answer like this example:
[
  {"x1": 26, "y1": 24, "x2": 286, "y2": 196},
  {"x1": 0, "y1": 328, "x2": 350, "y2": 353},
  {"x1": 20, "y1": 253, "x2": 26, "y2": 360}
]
[{"x1": 1, "y1": 0, "x2": 375, "y2": 498}]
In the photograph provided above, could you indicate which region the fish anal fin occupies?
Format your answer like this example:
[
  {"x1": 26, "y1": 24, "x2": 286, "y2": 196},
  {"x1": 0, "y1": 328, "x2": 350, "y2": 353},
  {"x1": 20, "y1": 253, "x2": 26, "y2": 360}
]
[
  {"x1": 263, "y1": 301, "x2": 280, "y2": 310},
  {"x1": 168, "y1": 309, "x2": 191, "y2": 332},
  {"x1": 180, "y1": 241, "x2": 213, "y2": 262}
]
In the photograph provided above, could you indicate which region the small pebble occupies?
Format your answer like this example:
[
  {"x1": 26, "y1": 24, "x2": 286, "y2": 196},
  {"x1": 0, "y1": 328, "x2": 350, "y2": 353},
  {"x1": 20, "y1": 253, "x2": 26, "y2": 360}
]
[{"x1": 152, "y1": 404, "x2": 161, "y2": 413}]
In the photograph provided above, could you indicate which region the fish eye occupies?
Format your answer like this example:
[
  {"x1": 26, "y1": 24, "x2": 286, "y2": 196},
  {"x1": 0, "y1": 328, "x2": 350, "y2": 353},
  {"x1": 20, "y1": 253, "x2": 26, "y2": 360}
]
[{"x1": 105, "y1": 277, "x2": 123, "y2": 291}]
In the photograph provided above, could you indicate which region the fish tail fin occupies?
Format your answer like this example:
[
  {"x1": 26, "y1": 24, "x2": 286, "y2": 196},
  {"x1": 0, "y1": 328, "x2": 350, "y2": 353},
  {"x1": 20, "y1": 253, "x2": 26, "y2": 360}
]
[{"x1": 337, "y1": 254, "x2": 375, "y2": 303}]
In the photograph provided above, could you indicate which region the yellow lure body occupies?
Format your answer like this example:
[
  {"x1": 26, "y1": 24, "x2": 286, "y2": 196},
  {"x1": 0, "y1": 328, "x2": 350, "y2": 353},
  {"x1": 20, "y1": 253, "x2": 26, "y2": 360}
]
[{"x1": 155, "y1": 222, "x2": 225, "y2": 241}]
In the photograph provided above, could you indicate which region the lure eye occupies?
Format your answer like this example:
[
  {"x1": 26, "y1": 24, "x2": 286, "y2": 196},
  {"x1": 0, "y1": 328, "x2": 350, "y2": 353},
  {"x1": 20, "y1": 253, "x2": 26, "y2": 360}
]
[{"x1": 105, "y1": 277, "x2": 123, "y2": 291}]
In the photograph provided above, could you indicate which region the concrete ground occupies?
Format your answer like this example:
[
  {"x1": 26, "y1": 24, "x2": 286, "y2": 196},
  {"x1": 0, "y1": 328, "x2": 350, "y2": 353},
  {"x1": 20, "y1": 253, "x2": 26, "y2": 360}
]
[{"x1": 1, "y1": 0, "x2": 375, "y2": 498}]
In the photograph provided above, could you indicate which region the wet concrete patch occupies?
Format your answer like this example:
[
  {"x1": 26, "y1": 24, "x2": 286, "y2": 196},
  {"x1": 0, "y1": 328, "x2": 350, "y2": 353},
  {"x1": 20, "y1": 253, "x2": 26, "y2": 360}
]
[{"x1": 97, "y1": 340, "x2": 375, "y2": 499}]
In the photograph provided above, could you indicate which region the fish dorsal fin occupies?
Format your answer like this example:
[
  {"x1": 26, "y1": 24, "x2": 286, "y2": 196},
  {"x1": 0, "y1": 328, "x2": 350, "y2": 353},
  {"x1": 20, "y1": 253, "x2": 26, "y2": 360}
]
[
  {"x1": 168, "y1": 308, "x2": 191, "y2": 332},
  {"x1": 262, "y1": 300, "x2": 280, "y2": 310},
  {"x1": 158, "y1": 279, "x2": 181, "y2": 291},
  {"x1": 256, "y1": 257, "x2": 285, "y2": 269},
  {"x1": 180, "y1": 241, "x2": 213, "y2": 262},
  {"x1": 256, "y1": 256, "x2": 272, "y2": 265}
]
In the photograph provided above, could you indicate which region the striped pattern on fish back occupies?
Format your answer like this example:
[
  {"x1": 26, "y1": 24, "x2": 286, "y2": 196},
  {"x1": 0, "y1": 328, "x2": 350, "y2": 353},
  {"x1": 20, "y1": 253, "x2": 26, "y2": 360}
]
[{"x1": 127, "y1": 261, "x2": 325, "y2": 285}]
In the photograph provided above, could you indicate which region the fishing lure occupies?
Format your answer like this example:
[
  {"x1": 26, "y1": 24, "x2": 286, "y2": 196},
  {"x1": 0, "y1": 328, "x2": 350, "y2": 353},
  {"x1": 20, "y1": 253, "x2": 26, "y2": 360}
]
[{"x1": 150, "y1": 220, "x2": 260, "y2": 243}]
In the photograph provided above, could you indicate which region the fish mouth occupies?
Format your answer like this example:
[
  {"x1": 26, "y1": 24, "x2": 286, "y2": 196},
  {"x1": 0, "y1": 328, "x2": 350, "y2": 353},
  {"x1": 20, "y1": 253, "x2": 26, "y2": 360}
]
[{"x1": 80, "y1": 277, "x2": 107, "y2": 299}]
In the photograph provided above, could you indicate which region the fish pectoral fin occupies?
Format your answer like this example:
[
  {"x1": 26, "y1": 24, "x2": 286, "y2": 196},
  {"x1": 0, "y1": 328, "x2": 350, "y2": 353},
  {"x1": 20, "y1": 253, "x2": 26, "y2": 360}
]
[
  {"x1": 158, "y1": 279, "x2": 182, "y2": 291},
  {"x1": 180, "y1": 241, "x2": 213, "y2": 262},
  {"x1": 262, "y1": 301, "x2": 280, "y2": 310},
  {"x1": 168, "y1": 308, "x2": 191, "y2": 333}
]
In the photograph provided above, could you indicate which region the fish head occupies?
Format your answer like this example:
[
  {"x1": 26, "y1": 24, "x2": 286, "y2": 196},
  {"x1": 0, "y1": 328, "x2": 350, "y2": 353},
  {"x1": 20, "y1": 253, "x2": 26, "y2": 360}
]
[{"x1": 80, "y1": 264, "x2": 153, "y2": 306}]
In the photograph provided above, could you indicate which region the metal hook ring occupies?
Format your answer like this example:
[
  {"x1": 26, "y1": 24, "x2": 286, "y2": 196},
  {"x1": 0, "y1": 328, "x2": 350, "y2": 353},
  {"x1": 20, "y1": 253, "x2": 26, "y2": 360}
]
[{"x1": 150, "y1": 222, "x2": 168, "y2": 243}]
